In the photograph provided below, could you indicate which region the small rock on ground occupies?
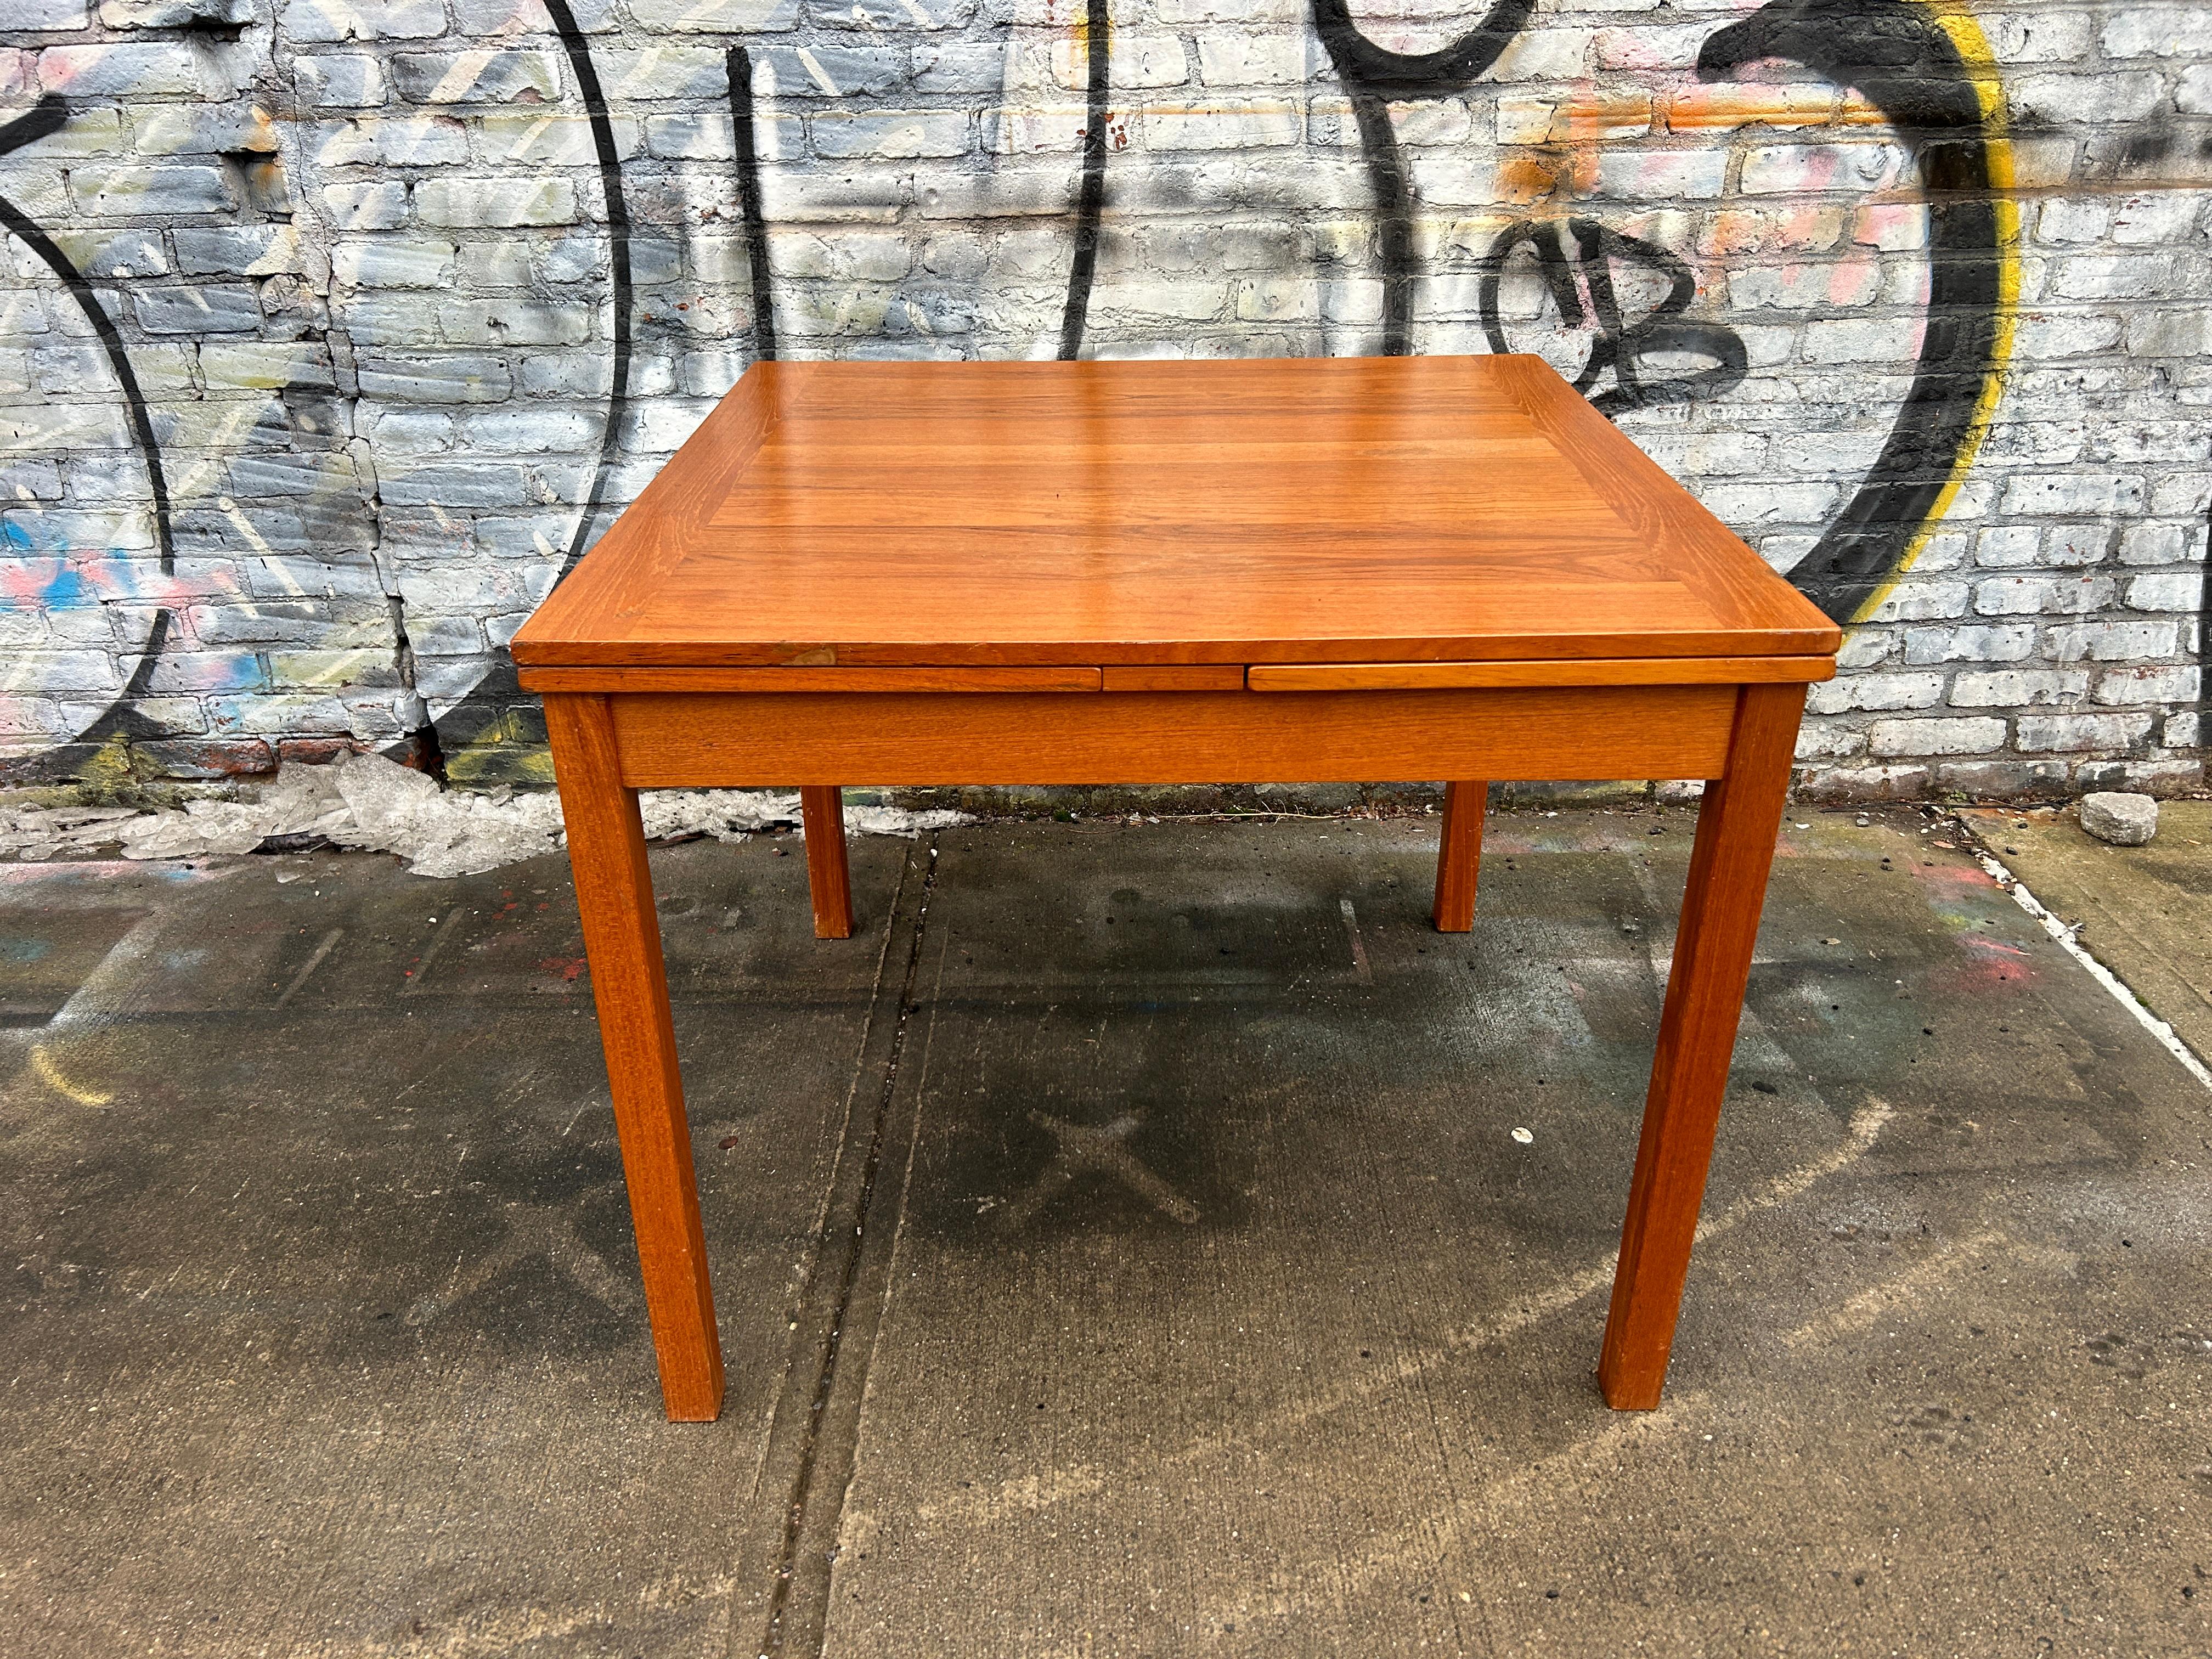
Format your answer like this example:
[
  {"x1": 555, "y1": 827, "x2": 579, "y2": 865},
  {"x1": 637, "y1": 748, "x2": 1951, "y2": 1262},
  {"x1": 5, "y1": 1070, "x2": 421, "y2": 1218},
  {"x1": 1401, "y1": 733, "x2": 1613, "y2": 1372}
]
[{"x1": 2078, "y1": 791, "x2": 2158, "y2": 847}]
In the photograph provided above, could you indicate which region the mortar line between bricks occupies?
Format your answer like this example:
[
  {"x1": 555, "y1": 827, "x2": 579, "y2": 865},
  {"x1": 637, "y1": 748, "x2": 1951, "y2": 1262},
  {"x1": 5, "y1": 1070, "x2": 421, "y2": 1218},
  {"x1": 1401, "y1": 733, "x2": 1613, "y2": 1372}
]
[{"x1": 733, "y1": 837, "x2": 940, "y2": 1659}]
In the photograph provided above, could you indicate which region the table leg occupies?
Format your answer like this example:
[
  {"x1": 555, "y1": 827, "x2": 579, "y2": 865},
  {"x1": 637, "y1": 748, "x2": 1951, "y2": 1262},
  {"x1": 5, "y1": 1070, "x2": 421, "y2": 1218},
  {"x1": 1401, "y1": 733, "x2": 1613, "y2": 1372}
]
[
  {"x1": 800, "y1": 785, "x2": 855, "y2": 939},
  {"x1": 544, "y1": 693, "x2": 726, "y2": 1422},
  {"x1": 1598, "y1": 684, "x2": 1804, "y2": 1409},
  {"x1": 1432, "y1": 780, "x2": 1487, "y2": 932}
]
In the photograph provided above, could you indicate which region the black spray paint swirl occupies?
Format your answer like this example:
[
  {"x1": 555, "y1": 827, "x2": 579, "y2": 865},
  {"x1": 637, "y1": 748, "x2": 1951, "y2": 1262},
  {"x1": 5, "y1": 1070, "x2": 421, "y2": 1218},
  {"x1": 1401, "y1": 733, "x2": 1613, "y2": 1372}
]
[
  {"x1": 1477, "y1": 218, "x2": 1748, "y2": 413},
  {"x1": 1311, "y1": 0, "x2": 1537, "y2": 356},
  {"x1": 1057, "y1": 0, "x2": 1114, "y2": 358},
  {"x1": 1700, "y1": 0, "x2": 2010, "y2": 623},
  {"x1": 421, "y1": 0, "x2": 641, "y2": 768},
  {"x1": 729, "y1": 44, "x2": 780, "y2": 363},
  {"x1": 0, "y1": 94, "x2": 177, "y2": 774},
  {"x1": 544, "y1": 0, "x2": 634, "y2": 580}
]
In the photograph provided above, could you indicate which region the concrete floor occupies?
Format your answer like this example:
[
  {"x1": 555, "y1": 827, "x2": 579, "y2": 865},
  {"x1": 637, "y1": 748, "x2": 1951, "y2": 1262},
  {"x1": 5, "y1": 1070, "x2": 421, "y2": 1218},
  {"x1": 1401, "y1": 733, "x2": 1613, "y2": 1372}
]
[
  {"x1": 1963, "y1": 800, "x2": 2212, "y2": 1068},
  {"x1": 2, "y1": 807, "x2": 2208, "y2": 1657}
]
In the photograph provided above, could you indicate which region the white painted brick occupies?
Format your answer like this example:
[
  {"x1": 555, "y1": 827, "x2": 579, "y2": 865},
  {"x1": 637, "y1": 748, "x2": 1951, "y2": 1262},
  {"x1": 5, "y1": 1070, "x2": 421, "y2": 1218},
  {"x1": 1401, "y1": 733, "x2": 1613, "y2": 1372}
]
[
  {"x1": 1234, "y1": 276, "x2": 1316, "y2": 323},
  {"x1": 2101, "y1": 10, "x2": 2212, "y2": 58},
  {"x1": 1865, "y1": 583, "x2": 1971, "y2": 622},
  {"x1": 0, "y1": 1, "x2": 2196, "y2": 796},
  {"x1": 1320, "y1": 280, "x2": 1383, "y2": 325},
  {"x1": 283, "y1": 0, "x2": 447, "y2": 40},
  {"x1": 2012, "y1": 312, "x2": 2125, "y2": 359},
  {"x1": 41, "y1": 43, "x2": 202, "y2": 95},
  {"x1": 1596, "y1": 149, "x2": 1726, "y2": 200},
  {"x1": 1798, "y1": 318, "x2": 1919, "y2": 364},
  {"x1": 473, "y1": 114, "x2": 642, "y2": 166},
  {"x1": 2126, "y1": 572, "x2": 2204, "y2": 611},
  {"x1": 2118, "y1": 521, "x2": 2206, "y2": 565},
  {"x1": 1973, "y1": 524, "x2": 2042, "y2": 568},
  {"x1": 1999, "y1": 473, "x2": 2146, "y2": 517},
  {"x1": 1740, "y1": 143, "x2": 1906, "y2": 195},
  {"x1": 1696, "y1": 482, "x2": 1839, "y2": 525},
  {"x1": 1059, "y1": 33, "x2": 1188, "y2": 89},
  {"x1": 318, "y1": 180, "x2": 409, "y2": 231},
  {"x1": 2012, "y1": 71, "x2": 2168, "y2": 123},
  {"x1": 2034, "y1": 199, "x2": 2111, "y2": 245},
  {"x1": 437, "y1": 300, "x2": 591, "y2": 346},
  {"x1": 814, "y1": 111, "x2": 972, "y2": 159},
  {"x1": 2109, "y1": 192, "x2": 2203, "y2": 245},
  {"x1": 1976, "y1": 574, "x2": 2115, "y2": 615},
  {"x1": 624, "y1": 0, "x2": 798, "y2": 29},
  {"x1": 1794, "y1": 722, "x2": 1866, "y2": 761},
  {"x1": 2046, "y1": 620, "x2": 2180, "y2": 661},
  {"x1": 1981, "y1": 10, "x2": 2095, "y2": 61},
  {"x1": 295, "y1": 54, "x2": 388, "y2": 107},
  {"x1": 390, "y1": 50, "x2": 567, "y2": 105},
  {"x1": 2015, "y1": 712, "x2": 2155, "y2": 753},
  {"x1": 2041, "y1": 524, "x2": 2112, "y2": 567},
  {"x1": 2150, "y1": 473, "x2": 2211, "y2": 516},
  {"x1": 1949, "y1": 669, "x2": 2090, "y2": 708},
  {"x1": 1389, "y1": 99, "x2": 1474, "y2": 149},
  {"x1": 459, "y1": 408, "x2": 602, "y2": 454},
  {"x1": 331, "y1": 237, "x2": 455, "y2": 289},
  {"x1": 415, "y1": 178, "x2": 577, "y2": 228},
  {"x1": 913, "y1": 43, "x2": 1006, "y2": 96},
  {"x1": 1726, "y1": 258, "x2": 1881, "y2": 311},
  {"x1": 1867, "y1": 717, "x2": 2005, "y2": 758},
  {"x1": 1145, "y1": 100, "x2": 1300, "y2": 151},
  {"x1": 2095, "y1": 665, "x2": 2202, "y2": 706},
  {"x1": 1592, "y1": 24, "x2": 1707, "y2": 71},
  {"x1": 1091, "y1": 280, "x2": 1228, "y2": 321},
  {"x1": 1806, "y1": 672, "x2": 1943, "y2": 713},
  {"x1": 68, "y1": 164, "x2": 237, "y2": 218}
]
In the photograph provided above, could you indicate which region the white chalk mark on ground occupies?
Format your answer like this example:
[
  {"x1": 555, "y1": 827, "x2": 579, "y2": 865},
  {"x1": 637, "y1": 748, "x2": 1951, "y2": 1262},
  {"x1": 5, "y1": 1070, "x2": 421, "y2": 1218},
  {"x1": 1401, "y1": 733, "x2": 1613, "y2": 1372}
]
[
  {"x1": 276, "y1": 927, "x2": 345, "y2": 1008},
  {"x1": 1781, "y1": 1225, "x2": 2075, "y2": 1349},
  {"x1": 1000, "y1": 1108, "x2": 1201, "y2": 1229},
  {"x1": 1339, "y1": 896, "x2": 1372, "y2": 984},
  {"x1": 1201, "y1": 1102, "x2": 1931, "y2": 1629},
  {"x1": 402, "y1": 911, "x2": 469, "y2": 996},
  {"x1": 1970, "y1": 845, "x2": 2212, "y2": 1093},
  {"x1": 919, "y1": 1096, "x2": 1894, "y2": 1532},
  {"x1": 1212, "y1": 1387, "x2": 1711, "y2": 1630},
  {"x1": 4, "y1": 884, "x2": 229, "y2": 1110},
  {"x1": 404, "y1": 1192, "x2": 640, "y2": 1327}
]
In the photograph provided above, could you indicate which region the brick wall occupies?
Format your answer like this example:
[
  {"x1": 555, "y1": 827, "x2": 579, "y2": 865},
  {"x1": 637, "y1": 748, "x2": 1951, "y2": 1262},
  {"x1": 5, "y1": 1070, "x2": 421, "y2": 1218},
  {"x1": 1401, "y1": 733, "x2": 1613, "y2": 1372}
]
[{"x1": 1, "y1": 0, "x2": 2205, "y2": 797}]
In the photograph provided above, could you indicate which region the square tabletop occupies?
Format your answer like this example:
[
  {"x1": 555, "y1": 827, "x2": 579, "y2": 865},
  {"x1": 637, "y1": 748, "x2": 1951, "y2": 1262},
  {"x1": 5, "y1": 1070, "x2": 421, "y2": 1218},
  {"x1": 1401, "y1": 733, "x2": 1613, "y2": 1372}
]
[{"x1": 510, "y1": 355, "x2": 1841, "y2": 672}]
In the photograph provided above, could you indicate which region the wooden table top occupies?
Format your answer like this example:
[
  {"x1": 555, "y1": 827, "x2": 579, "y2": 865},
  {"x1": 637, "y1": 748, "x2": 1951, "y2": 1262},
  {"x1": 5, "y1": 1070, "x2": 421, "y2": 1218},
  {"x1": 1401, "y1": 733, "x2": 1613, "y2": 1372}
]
[{"x1": 510, "y1": 355, "x2": 1841, "y2": 673}]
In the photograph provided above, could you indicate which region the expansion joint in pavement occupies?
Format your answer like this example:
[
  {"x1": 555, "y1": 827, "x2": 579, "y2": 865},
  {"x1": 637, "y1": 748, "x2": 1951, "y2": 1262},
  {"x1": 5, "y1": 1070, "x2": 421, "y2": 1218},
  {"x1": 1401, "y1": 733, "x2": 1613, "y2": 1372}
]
[{"x1": 733, "y1": 837, "x2": 941, "y2": 1659}]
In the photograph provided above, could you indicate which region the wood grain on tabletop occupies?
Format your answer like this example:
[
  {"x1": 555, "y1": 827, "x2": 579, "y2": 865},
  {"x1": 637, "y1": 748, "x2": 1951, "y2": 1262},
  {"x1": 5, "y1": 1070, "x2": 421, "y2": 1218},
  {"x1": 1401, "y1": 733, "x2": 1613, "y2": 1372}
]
[{"x1": 509, "y1": 357, "x2": 1841, "y2": 672}]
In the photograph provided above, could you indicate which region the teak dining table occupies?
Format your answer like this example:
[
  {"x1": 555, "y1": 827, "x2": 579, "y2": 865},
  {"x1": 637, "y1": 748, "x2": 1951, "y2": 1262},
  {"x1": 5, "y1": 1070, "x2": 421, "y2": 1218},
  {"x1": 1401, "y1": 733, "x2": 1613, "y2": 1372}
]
[{"x1": 510, "y1": 354, "x2": 1841, "y2": 1423}]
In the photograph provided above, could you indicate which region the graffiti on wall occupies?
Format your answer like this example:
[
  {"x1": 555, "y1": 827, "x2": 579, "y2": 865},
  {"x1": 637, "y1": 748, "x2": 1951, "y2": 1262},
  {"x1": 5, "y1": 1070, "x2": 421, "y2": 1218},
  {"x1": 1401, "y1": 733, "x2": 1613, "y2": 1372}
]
[{"x1": 0, "y1": 0, "x2": 2030, "y2": 784}]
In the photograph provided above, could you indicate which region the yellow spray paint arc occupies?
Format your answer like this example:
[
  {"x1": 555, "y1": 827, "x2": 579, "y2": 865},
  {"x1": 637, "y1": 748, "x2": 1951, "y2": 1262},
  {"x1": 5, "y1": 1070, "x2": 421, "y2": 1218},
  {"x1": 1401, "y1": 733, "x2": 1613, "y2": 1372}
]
[
  {"x1": 32, "y1": 1046, "x2": 112, "y2": 1107},
  {"x1": 1848, "y1": 1, "x2": 2021, "y2": 627}
]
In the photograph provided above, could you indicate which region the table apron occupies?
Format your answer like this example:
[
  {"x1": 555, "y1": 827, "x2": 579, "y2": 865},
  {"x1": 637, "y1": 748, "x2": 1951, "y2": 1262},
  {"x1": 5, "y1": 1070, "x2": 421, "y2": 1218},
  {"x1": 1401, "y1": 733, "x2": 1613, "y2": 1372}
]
[{"x1": 600, "y1": 684, "x2": 1742, "y2": 787}]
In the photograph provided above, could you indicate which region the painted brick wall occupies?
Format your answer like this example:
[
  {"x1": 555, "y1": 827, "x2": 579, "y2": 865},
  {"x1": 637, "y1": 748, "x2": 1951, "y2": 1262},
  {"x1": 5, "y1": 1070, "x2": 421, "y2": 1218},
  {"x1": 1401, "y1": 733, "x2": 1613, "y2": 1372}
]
[{"x1": 1, "y1": 0, "x2": 2205, "y2": 797}]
